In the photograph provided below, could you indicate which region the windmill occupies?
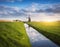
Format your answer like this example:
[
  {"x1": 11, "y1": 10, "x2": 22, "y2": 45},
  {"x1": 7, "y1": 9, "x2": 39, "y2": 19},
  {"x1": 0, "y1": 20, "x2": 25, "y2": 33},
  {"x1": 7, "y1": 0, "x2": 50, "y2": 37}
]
[{"x1": 28, "y1": 14, "x2": 31, "y2": 22}]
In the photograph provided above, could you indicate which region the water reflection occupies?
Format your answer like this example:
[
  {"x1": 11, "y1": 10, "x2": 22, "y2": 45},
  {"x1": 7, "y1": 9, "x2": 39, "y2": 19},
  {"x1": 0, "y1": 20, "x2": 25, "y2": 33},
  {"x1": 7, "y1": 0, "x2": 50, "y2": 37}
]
[{"x1": 24, "y1": 24, "x2": 58, "y2": 47}]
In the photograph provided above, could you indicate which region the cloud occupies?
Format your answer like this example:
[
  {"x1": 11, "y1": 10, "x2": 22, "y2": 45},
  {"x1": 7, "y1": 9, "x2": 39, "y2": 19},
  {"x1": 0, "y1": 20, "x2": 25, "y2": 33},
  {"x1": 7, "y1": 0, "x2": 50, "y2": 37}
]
[
  {"x1": 29, "y1": 13, "x2": 60, "y2": 21},
  {"x1": 0, "y1": 5, "x2": 27, "y2": 19},
  {"x1": 0, "y1": 0, "x2": 23, "y2": 2},
  {"x1": 22, "y1": 3, "x2": 60, "y2": 21},
  {"x1": 0, "y1": 3, "x2": 60, "y2": 21},
  {"x1": 24, "y1": 3, "x2": 60, "y2": 13}
]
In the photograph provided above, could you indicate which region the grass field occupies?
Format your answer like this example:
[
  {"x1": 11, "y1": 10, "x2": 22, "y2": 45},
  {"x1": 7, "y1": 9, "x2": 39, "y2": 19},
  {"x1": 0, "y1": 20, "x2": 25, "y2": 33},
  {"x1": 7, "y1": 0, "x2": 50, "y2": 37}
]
[
  {"x1": 27, "y1": 21, "x2": 60, "y2": 46},
  {"x1": 0, "y1": 22, "x2": 31, "y2": 47}
]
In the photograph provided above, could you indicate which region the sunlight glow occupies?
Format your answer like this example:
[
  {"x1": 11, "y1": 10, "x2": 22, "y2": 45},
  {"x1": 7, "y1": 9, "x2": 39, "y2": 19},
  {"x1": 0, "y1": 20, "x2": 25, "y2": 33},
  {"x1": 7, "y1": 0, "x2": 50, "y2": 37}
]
[
  {"x1": 45, "y1": 20, "x2": 55, "y2": 22},
  {"x1": 43, "y1": 19, "x2": 56, "y2": 22}
]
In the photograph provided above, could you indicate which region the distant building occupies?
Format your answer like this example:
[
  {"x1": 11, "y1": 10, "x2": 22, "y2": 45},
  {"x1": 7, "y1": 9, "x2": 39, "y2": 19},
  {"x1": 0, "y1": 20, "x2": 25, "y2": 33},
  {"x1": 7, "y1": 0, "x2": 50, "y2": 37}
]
[{"x1": 13, "y1": 20, "x2": 21, "y2": 22}]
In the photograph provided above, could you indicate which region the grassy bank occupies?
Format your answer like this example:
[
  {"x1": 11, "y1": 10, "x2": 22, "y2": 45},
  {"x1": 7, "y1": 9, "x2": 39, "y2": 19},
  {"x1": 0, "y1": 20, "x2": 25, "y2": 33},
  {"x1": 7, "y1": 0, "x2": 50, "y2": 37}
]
[
  {"x1": 27, "y1": 21, "x2": 60, "y2": 46},
  {"x1": 0, "y1": 22, "x2": 31, "y2": 47}
]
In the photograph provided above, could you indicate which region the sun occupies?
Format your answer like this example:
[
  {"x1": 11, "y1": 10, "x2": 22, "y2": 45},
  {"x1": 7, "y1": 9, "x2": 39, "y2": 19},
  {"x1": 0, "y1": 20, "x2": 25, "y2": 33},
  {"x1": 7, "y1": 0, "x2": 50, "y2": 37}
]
[
  {"x1": 46, "y1": 20, "x2": 55, "y2": 22},
  {"x1": 43, "y1": 19, "x2": 56, "y2": 22}
]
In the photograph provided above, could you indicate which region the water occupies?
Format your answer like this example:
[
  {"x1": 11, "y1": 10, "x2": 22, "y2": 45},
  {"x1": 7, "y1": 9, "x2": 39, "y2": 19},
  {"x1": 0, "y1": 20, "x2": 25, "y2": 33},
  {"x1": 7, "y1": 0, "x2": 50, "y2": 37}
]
[{"x1": 24, "y1": 24, "x2": 59, "y2": 47}]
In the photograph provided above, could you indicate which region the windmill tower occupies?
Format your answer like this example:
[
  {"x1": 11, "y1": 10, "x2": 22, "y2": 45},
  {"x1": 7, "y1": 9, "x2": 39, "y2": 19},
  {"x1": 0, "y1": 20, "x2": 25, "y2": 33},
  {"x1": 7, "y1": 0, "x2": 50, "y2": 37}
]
[{"x1": 28, "y1": 15, "x2": 31, "y2": 22}]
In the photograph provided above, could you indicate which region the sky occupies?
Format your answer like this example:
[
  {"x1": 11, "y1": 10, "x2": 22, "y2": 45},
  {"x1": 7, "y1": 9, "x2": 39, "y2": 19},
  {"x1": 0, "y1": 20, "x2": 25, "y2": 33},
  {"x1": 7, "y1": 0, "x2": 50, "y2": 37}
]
[{"x1": 0, "y1": 0, "x2": 60, "y2": 21}]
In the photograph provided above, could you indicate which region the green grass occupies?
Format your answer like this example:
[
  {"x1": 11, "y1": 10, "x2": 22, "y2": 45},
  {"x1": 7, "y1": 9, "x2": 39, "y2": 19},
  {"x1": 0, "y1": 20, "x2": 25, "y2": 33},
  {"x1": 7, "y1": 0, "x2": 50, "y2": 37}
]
[
  {"x1": 27, "y1": 21, "x2": 60, "y2": 46},
  {"x1": 0, "y1": 22, "x2": 31, "y2": 47}
]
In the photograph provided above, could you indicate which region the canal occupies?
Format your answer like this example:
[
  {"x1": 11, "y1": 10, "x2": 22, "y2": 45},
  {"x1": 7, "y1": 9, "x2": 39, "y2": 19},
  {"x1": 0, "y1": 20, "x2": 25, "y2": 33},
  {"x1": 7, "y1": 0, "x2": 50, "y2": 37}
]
[{"x1": 24, "y1": 24, "x2": 59, "y2": 47}]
